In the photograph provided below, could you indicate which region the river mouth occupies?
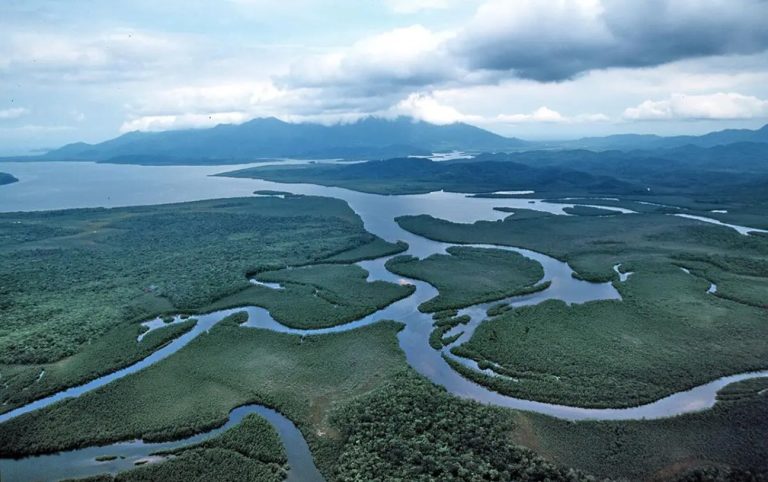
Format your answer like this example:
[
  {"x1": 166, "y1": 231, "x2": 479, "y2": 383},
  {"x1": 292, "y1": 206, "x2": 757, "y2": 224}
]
[{"x1": 2, "y1": 161, "x2": 768, "y2": 481}]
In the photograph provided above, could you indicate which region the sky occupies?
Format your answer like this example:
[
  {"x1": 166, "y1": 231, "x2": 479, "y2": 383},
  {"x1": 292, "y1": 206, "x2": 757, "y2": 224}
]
[{"x1": 2, "y1": 0, "x2": 768, "y2": 155}]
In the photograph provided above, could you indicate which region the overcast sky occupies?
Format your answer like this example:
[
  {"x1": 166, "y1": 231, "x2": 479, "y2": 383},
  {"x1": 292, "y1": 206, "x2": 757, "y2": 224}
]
[{"x1": 2, "y1": 0, "x2": 768, "y2": 154}]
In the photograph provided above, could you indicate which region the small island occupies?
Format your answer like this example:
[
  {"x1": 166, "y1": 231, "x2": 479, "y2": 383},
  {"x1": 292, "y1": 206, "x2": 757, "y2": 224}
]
[{"x1": 0, "y1": 172, "x2": 18, "y2": 186}]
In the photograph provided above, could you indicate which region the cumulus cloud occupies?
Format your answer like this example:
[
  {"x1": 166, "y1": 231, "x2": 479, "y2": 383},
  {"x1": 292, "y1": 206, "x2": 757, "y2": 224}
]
[
  {"x1": 280, "y1": 0, "x2": 768, "y2": 109},
  {"x1": 0, "y1": 107, "x2": 29, "y2": 120},
  {"x1": 284, "y1": 25, "x2": 456, "y2": 92},
  {"x1": 388, "y1": 95, "x2": 610, "y2": 127},
  {"x1": 390, "y1": 93, "x2": 478, "y2": 124},
  {"x1": 495, "y1": 107, "x2": 609, "y2": 124},
  {"x1": 452, "y1": 0, "x2": 768, "y2": 81},
  {"x1": 623, "y1": 93, "x2": 768, "y2": 120}
]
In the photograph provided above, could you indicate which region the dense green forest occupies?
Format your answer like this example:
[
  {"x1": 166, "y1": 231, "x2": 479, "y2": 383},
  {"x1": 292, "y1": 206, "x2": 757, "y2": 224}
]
[
  {"x1": 223, "y1": 157, "x2": 638, "y2": 196},
  {"x1": 2, "y1": 307, "x2": 767, "y2": 480},
  {"x1": 0, "y1": 196, "x2": 404, "y2": 412},
  {"x1": 398, "y1": 211, "x2": 768, "y2": 406},
  {"x1": 207, "y1": 263, "x2": 414, "y2": 329},
  {"x1": 78, "y1": 412, "x2": 290, "y2": 482},
  {"x1": 0, "y1": 320, "x2": 194, "y2": 415},
  {"x1": 328, "y1": 372, "x2": 591, "y2": 481},
  {"x1": 0, "y1": 319, "x2": 407, "y2": 464},
  {"x1": 385, "y1": 246, "x2": 546, "y2": 312},
  {"x1": 0, "y1": 172, "x2": 17, "y2": 185},
  {"x1": 524, "y1": 377, "x2": 768, "y2": 480}
]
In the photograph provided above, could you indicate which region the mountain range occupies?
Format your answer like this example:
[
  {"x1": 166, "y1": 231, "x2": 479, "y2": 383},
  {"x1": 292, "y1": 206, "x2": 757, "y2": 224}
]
[
  {"x1": 553, "y1": 123, "x2": 768, "y2": 151},
  {"x1": 8, "y1": 117, "x2": 768, "y2": 165},
  {"x1": 39, "y1": 117, "x2": 526, "y2": 164}
]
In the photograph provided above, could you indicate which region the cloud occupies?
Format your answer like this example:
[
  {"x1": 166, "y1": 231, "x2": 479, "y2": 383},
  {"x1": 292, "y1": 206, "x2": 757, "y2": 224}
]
[
  {"x1": 280, "y1": 0, "x2": 768, "y2": 108},
  {"x1": 449, "y1": 0, "x2": 768, "y2": 81},
  {"x1": 127, "y1": 82, "x2": 285, "y2": 116},
  {"x1": 120, "y1": 112, "x2": 253, "y2": 133},
  {"x1": 389, "y1": 95, "x2": 610, "y2": 127},
  {"x1": 284, "y1": 25, "x2": 456, "y2": 92},
  {"x1": 497, "y1": 107, "x2": 566, "y2": 124},
  {"x1": 623, "y1": 93, "x2": 768, "y2": 120},
  {"x1": 496, "y1": 107, "x2": 609, "y2": 124},
  {"x1": 1, "y1": 28, "x2": 190, "y2": 82},
  {"x1": 390, "y1": 93, "x2": 478, "y2": 124},
  {"x1": 0, "y1": 107, "x2": 29, "y2": 120}
]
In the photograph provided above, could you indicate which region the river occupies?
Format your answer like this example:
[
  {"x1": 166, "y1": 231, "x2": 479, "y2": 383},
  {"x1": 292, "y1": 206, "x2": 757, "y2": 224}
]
[{"x1": 1, "y1": 161, "x2": 767, "y2": 481}]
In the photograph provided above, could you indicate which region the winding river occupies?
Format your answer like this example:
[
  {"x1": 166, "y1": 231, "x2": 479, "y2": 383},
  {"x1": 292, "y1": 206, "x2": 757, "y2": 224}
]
[{"x1": 1, "y1": 161, "x2": 767, "y2": 481}]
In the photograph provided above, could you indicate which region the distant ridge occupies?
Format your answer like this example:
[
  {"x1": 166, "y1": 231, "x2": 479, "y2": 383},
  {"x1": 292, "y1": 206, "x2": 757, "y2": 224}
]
[
  {"x1": 40, "y1": 117, "x2": 528, "y2": 164},
  {"x1": 559, "y1": 123, "x2": 768, "y2": 151}
]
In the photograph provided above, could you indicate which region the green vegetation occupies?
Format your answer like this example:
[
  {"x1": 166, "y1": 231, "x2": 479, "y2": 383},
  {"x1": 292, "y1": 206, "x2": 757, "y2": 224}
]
[
  {"x1": 96, "y1": 413, "x2": 289, "y2": 482},
  {"x1": 0, "y1": 320, "x2": 194, "y2": 414},
  {"x1": 385, "y1": 246, "x2": 546, "y2": 312},
  {"x1": 562, "y1": 205, "x2": 620, "y2": 216},
  {"x1": 0, "y1": 195, "x2": 392, "y2": 364},
  {"x1": 519, "y1": 378, "x2": 768, "y2": 480},
  {"x1": 0, "y1": 172, "x2": 18, "y2": 186},
  {"x1": 322, "y1": 239, "x2": 408, "y2": 263},
  {"x1": 396, "y1": 210, "x2": 768, "y2": 284},
  {"x1": 328, "y1": 372, "x2": 592, "y2": 481},
  {"x1": 0, "y1": 195, "x2": 404, "y2": 411},
  {"x1": 0, "y1": 316, "x2": 593, "y2": 481},
  {"x1": 222, "y1": 157, "x2": 638, "y2": 195},
  {"x1": 398, "y1": 212, "x2": 768, "y2": 406},
  {"x1": 429, "y1": 314, "x2": 470, "y2": 349},
  {"x1": 208, "y1": 264, "x2": 415, "y2": 329},
  {"x1": 0, "y1": 318, "x2": 407, "y2": 475},
  {"x1": 114, "y1": 448, "x2": 285, "y2": 482}
]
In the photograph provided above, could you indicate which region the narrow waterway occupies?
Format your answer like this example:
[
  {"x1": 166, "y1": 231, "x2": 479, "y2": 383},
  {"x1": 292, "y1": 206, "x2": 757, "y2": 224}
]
[{"x1": 2, "y1": 161, "x2": 767, "y2": 481}]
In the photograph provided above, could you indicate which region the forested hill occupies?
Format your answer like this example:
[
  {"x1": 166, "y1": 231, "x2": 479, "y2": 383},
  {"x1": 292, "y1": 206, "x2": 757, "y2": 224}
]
[
  {"x1": 222, "y1": 157, "x2": 640, "y2": 195},
  {"x1": 223, "y1": 139, "x2": 768, "y2": 200},
  {"x1": 40, "y1": 117, "x2": 527, "y2": 164}
]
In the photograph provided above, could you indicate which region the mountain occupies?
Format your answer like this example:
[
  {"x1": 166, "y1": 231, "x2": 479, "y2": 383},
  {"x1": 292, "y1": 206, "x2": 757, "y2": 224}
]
[
  {"x1": 557, "y1": 123, "x2": 768, "y2": 151},
  {"x1": 41, "y1": 117, "x2": 528, "y2": 164}
]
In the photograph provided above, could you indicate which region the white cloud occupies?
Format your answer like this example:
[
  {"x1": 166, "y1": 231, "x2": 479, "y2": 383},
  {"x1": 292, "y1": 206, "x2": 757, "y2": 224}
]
[
  {"x1": 497, "y1": 107, "x2": 566, "y2": 123},
  {"x1": 496, "y1": 107, "x2": 609, "y2": 124},
  {"x1": 390, "y1": 93, "x2": 478, "y2": 124},
  {"x1": 0, "y1": 107, "x2": 29, "y2": 120},
  {"x1": 120, "y1": 112, "x2": 252, "y2": 133},
  {"x1": 120, "y1": 81, "x2": 294, "y2": 132},
  {"x1": 128, "y1": 82, "x2": 285, "y2": 116},
  {"x1": 285, "y1": 25, "x2": 456, "y2": 90},
  {"x1": 623, "y1": 93, "x2": 768, "y2": 120}
]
